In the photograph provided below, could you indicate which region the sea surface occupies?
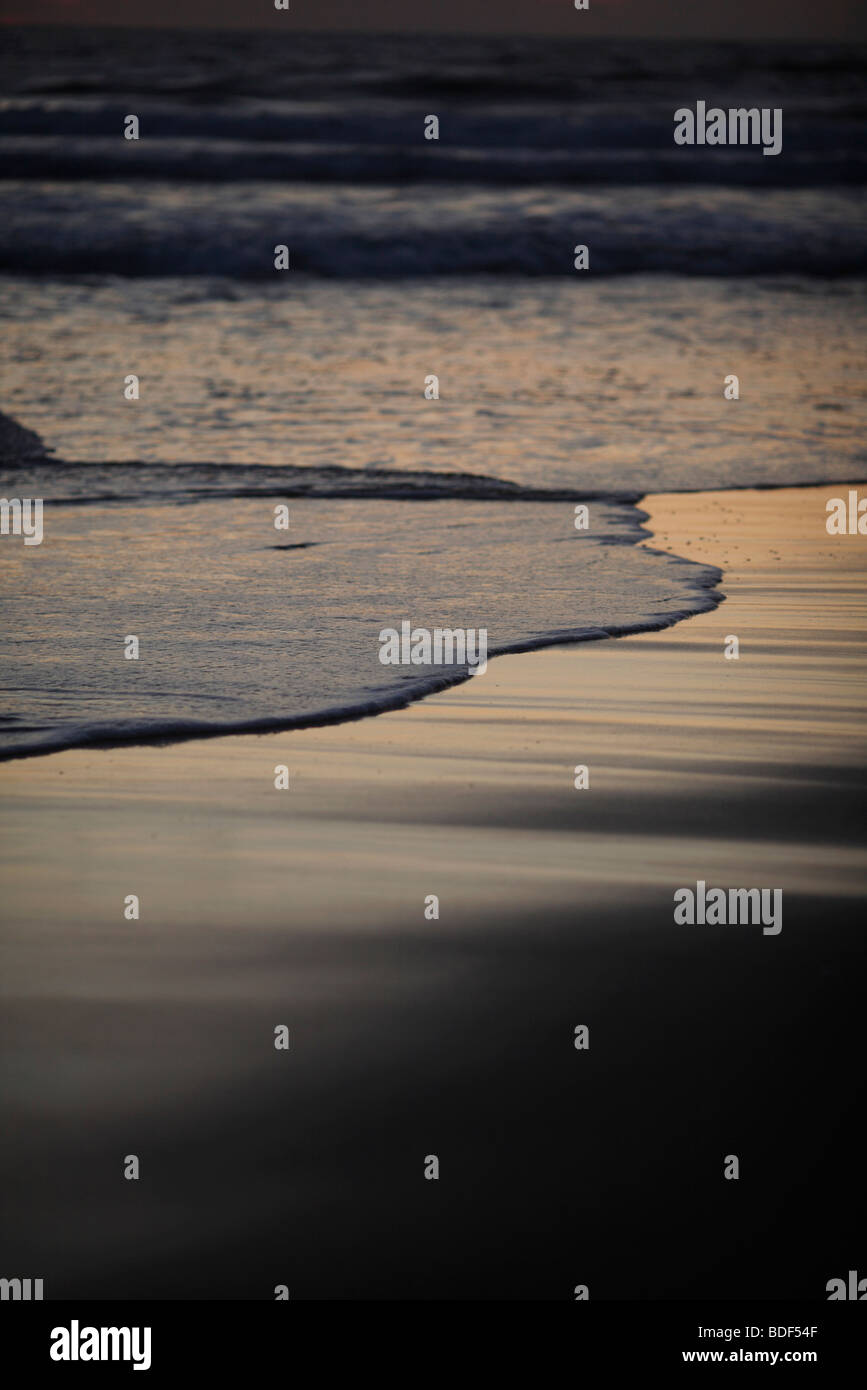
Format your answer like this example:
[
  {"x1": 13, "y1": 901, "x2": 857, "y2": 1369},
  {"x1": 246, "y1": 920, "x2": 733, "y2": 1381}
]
[{"x1": 1, "y1": 28, "x2": 866, "y2": 758}]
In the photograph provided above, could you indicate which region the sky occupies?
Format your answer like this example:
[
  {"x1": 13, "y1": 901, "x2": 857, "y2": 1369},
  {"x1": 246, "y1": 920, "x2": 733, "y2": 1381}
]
[{"x1": 2, "y1": 0, "x2": 866, "y2": 40}]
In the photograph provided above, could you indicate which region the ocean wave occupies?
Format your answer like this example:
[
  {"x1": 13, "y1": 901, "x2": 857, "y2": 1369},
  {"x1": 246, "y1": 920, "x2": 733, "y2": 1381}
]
[
  {"x1": 0, "y1": 582, "x2": 723, "y2": 767},
  {"x1": 0, "y1": 411, "x2": 637, "y2": 505},
  {"x1": 3, "y1": 29, "x2": 865, "y2": 104},
  {"x1": 1, "y1": 455, "x2": 631, "y2": 506},
  {"x1": 1, "y1": 183, "x2": 864, "y2": 277},
  {"x1": 0, "y1": 509, "x2": 722, "y2": 765},
  {"x1": 0, "y1": 397, "x2": 727, "y2": 762},
  {"x1": 2, "y1": 134, "x2": 862, "y2": 187}
]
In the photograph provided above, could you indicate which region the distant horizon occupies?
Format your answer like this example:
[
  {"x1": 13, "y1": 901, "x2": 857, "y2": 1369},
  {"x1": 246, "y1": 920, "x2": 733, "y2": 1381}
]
[
  {"x1": 3, "y1": 0, "x2": 866, "y2": 42},
  {"x1": 5, "y1": 20, "x2": 866, "y2": 44}
]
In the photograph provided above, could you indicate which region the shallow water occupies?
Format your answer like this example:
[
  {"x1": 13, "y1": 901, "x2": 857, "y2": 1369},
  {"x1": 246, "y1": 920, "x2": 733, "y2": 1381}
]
[
  {"x1": 1, "y1": 30, "x2": 865, "y2": 758},
  {"x1": 2, "y1": 275, "x2": 865, "y2": 491}
]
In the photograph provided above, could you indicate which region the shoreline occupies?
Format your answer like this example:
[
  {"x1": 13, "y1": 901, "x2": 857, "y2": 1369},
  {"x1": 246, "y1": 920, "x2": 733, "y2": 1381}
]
[
  {"x1": 0, "y1": 481, "x2": 857, "y2": 772},
  {"x1": 1, "y1": 483, "x2": 865, "y2": 1299}
]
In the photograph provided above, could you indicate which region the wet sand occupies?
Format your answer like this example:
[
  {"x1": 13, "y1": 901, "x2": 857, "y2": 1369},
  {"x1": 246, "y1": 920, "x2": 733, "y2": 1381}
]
[{"x1": 1, "y1": 486, "x2": 865, "y2": 1299}]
